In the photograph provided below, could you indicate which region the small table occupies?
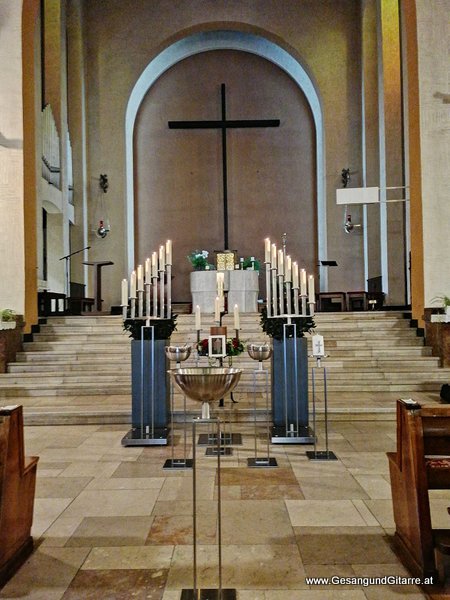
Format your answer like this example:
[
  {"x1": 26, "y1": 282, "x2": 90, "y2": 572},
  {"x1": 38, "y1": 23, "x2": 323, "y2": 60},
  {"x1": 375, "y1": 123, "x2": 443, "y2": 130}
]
[
  {"x1": 317, "y1": 292, "x2": 346, "y2": 312},
  {"x1": 83, "y1": 261, "x2": 114, "y2": 312}
]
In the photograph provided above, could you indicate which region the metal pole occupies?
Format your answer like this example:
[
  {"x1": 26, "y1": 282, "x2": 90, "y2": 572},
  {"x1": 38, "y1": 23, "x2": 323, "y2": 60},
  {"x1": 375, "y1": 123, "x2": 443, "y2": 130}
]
[
  {"x1": 166, "y1": 264, "x2": 172, "y2": 319},
  {"x1": 311, "y1": 365, "x2": 317, "y2": 456},
  {"x1": 272, "y1": 268, "x2": 278, "y2": 316},
  {"x1": 265, "y1": 261, "x2": 271, "y2": 317},
  {"x1": 152, "y1": 276, "x2": 158, "y2": 318},
  {"x1": 138, "y1": 290, "x2": 144, "y2": 318}
]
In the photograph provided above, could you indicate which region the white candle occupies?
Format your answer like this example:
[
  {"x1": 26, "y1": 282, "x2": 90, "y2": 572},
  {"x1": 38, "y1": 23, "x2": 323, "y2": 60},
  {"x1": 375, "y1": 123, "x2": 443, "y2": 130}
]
[
  {"x1": 144, "y1": 258, "x2": 151, "y2": 284},
  {"x1": 130, "y1": 271, "x2": 136, "y2": 298},
  {"x1": 285, "y1": 255, "x2": 292, "y2": 282},
  {"x1": 195, "y1": 305, "x2": 201, "y2": 330},
  {"x1": 278, "y1": 250, "x2": 284, "y2": 275},
  {"x1": 312, "y1": 334, "x2": 325, "y2": 357},
  {"x1": 214, "y1": 296, "x2": 220, "y2": 322},
  {"x1": 234, "y1": 304, "x2": 240, "y2": 330},
  {"x1": 216, "y1": 272, "x2": 224, "y2": 298},
  {"x1": 264, "y1": 238, "x2": 271, "y2": 263},
  {"x1": 300, "y1": 269, "x2": 307, "y2": 296},
  {"x1": 165, "y1": 240, "x2": 172, "y2": 265},
  {"x1": 308, "y1": 275, "x2": 315, "y2": 303},
  {"x1": 151, "y1": 252, "x2": 158, "y2": 277},
  {"x1": 292, "y1": 262, "x2": 299, "y2": 288},
  {"x1": 137, "y1": 264, "x2": 144, "y2": 291},
  {"x1": 159, "y1": 245, "x2": 165, "y2": 271},
  {"x1": 271, "y1": 244, "x2": 277, "y2": 269},
  {"x1": 121, "y1": 279, "x2": 128, "y2": 305}
]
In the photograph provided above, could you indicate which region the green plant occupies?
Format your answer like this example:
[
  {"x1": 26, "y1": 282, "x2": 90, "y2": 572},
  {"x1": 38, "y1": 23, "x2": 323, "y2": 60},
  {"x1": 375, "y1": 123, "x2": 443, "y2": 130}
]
[
  {"x1": 242, "y1": 257, "x2": 260, "y2": 271},
  {"x1": 0, "y1": 309, "x2": 17, "y2": 322},
  {"x1": 260, "y1": 307, "x2": 315, "y2": 340},
  {"x1": 187, "y1": 250, "x2": 215, "y2": 271},
  {"x1": 123, "y1": 315, "x2": 177, "y2": 340},
  {"x1": 431, "y1": 295, "x2": 450, "y2": 308}
]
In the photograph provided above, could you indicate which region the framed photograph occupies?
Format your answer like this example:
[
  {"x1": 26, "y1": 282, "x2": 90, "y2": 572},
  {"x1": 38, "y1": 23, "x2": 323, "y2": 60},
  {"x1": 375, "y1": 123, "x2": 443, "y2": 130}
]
[{"x1": 208, "y1": 335, "x2": 226, "y2": 358}]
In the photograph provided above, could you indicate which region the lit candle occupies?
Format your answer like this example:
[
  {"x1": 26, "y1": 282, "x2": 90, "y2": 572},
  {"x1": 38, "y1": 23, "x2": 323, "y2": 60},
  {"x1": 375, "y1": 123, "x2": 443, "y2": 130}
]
[
  {"x1": 285, "y1": 255, "x2": 292, "y2": 282},
  {"x1": 130, "y1": 271, "x2": 136, "y2": 298},
  {"x1": 264, "y1": 238, "x2": 271, "y2": 263},
  {"x1": 195, "y1": 305, "x2": 201, "y2": 330},
  {"x1": 308, "y1": 275, "x2": 315, "y2": 303},
  {"x1": 151, "y1": 252, "x2": 158, "y2": 277},
  {"x1": 271, "y1": 244, "x2": 277, "y2": 269},
  {"x1": 165, "y1": 240, "x2": 172, "y2": 265},
  {"x1": 137, "y1": 264, "x2": 143, "y2": 291},
  {"x1": 292, "y1": 262, "x2": 299, "y2": 288},
  {"x1": 300, "y1": 269, "x2": 307, "y2": 296},
  {"x1": 278, "y1": 250, "x2": 284, "y2": 275},
  {"x1": 214, "y1": 296, "x2": 220, "y2": 322},
  {"x1": 121, "y1": 278, "x2": 128, "y2": 305},
  {"x1": 234, "y1": 304, "x2": 240, "y2": 330},
  {"x1": 159, "y1": 245, "x2": 165, "y2": 271},
  {"x1": 144, "y1": 258, "x2": 151, "y2": 284}
]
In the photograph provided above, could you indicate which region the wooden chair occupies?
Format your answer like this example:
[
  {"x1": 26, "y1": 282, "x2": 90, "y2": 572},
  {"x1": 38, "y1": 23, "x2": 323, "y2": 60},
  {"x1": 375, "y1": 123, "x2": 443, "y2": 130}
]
[
  {"x1": 0, "y1": 405, "x2": 39, "y2": 586},
  {"x1": 388, "y1": 399, "x2": 450, "y2": 580}
]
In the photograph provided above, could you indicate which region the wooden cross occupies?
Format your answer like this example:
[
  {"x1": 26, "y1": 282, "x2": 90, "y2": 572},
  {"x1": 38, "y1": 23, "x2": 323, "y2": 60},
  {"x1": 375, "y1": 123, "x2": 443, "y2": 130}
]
[{"x1": 168, "y1": 83, "x2": 280, "y2": 249}]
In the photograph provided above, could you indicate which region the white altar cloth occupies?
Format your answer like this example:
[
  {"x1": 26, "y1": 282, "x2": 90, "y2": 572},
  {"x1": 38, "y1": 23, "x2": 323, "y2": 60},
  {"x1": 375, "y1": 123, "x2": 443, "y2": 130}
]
[{"x1": 190, "y1": 270, "x2": 259, "y2": 313}]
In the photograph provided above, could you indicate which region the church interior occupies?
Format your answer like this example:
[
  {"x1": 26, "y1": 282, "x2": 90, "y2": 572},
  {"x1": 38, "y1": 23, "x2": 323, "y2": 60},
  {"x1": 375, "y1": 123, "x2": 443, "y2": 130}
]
[{"x1": 1, "y1": 0, "x2": 450, "y2": 598}]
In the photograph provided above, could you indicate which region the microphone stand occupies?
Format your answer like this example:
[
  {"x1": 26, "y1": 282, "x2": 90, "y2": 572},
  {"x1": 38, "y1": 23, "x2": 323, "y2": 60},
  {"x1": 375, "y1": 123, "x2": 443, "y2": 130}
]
[{"x1": 59, "y1": 246, "x2": 90, "y2": 310}]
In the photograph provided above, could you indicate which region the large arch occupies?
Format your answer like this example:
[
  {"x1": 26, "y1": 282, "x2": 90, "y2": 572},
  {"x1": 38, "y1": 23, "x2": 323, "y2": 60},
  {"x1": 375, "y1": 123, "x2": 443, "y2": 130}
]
[{"x1": 125, "y1": 29, "x2": 327, "y2": 288}]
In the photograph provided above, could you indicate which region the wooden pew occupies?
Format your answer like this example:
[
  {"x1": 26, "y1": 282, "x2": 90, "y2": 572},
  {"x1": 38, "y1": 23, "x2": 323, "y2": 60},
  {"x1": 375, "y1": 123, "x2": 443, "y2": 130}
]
[
  {"x1": 0, "y1": 405, "x2": 39, "y2": 586},
  {"x1": 388, "y1": 399, "x2": 450, "y2": 580}
]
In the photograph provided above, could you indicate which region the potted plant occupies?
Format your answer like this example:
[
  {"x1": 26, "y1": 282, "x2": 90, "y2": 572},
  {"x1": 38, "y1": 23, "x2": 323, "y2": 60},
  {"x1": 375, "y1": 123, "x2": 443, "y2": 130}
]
[
  {"x1": 0, "y1": 309, "x2": 17, "y2": 330},
  {"x1": 432, "y1": 295, "x2": 450, "y2": 316},
  {"x1": 187, "y1": 250, "x2": 215, "y2": 271}
]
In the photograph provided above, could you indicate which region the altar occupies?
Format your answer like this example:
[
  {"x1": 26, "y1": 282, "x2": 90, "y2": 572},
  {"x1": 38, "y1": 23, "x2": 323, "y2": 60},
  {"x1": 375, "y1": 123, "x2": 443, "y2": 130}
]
[{"x1": 190, "y1": 270, "x2": 259, "y2": 313}]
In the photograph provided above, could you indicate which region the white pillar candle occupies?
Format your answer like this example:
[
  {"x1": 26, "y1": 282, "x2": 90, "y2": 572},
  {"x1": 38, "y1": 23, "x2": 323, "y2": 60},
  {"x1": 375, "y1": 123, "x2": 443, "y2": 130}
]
[
  {"x1": 137, "y1": 264, "x2": 144, "y2": 291},
  {"x1": 300, "y1": 269, "x2": 307, "y2": 296},
  {"x1": 271, "y1": 244, "x2": 277, "y2": 269},
  {"x1": 216, "y1": 272, "x2": 224, "y2": 297},
  {"x1": 151, "y1": 252, "x2": 158, "y2": 277},
  {"x1": 121, "y1": 279, "x2": 128, "y2": 305},
  {"x1": 195, "y1": 304, "x2": 201, "y2": 330},
  {"x1": 144, "y1": 258, "x2": 151, "y2": 284},
  {"x1": 278, "y1": 250, "x2": 284, "y2": 275},
  {"x1": 130, "y1": 271, "x2": 136, "y2": 298},
  {"x1": 159, "y1": 245, "x2": 166, "y2": 271},
  {"x1": 264, "y1": 238, "x2": 271, "y2": 263},
  {"x1": 165, "y1": 240, "x2": 172, "y2": 265},
  {"x1": 214, "y1": 296, "x2": 220, "y2": 322},
  {"x1": 285, "y1": 255, "x2": 292, "y2": 282},
  {"x1": 292, "y1": 262, "x2": 299, "y2": 288},
  {"x1": 308, "y1": 275, "x2": 315, "y2": 303},
  {"x1": 312, "y1": 334, "x2": 325, "y2": 357},
  {"x1": 234, "y1": 304, "x2": 240, "y2": 330}
]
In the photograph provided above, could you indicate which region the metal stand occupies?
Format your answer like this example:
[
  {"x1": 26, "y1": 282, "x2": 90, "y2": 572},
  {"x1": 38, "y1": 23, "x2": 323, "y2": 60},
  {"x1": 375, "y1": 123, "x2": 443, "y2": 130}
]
[
  {"x1": 163, "y1": 357, "x2": 193, "y2": 470},
  {"x1": 247, "y1": 362, "x2": 277, "y2": 468},
  {"x1": 181, "y1": 418, "x2": 236, "y2": 600},
  {"x1": 122, "y1": 324, "x2": 168, "y2": 446},
  {"x1": 306, "y1": 356, "x2": 337, "y2": 461},
  {"x1": 198, "y1": 397, "x2": 242, "y2": 452},
  {"x1": 271, "y1": 323, "x2": 315, "y2": 444}
]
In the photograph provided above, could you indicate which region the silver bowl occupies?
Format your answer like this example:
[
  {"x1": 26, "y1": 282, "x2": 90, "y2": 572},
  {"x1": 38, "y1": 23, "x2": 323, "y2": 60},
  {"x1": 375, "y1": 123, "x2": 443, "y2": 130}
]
[
  {"x1": 165, "y1": 344, "x2": 192, "y2": 362},
  {"x1": 168, "y1": 367, "x2": 242, "y2": 418},
  {"x1": 247, "y1": 343, "x2": 272, "y2": 361}
]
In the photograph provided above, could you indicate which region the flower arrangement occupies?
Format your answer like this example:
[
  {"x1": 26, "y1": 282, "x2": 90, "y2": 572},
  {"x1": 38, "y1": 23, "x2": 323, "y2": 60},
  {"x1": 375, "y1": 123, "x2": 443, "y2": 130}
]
[
  {"x1": 187, "y1": 250, "x2": 215, "y2": 271},
  {"x1": 260, "y1": 307, "x2": 315, "y2": 340},
  {"x1": 197, "y1": 336, "x2": 245, "y2": 357}
]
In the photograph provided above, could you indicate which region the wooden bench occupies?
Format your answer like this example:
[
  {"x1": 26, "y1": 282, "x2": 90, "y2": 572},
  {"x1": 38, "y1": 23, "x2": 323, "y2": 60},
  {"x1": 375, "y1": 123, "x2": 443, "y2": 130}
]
[
  {"x1": 388, "y1": 399, "x2": 450, "y2": 580},
  {"x1": 0, "y1": 405, "x2": 39, "y2": 586}
]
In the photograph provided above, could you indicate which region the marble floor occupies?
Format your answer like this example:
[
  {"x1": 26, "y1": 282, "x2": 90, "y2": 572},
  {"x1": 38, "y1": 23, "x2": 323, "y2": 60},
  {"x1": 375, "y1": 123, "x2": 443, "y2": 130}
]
[{"x1": 2, "y1": 409, "x2": 450, "y2": 600}]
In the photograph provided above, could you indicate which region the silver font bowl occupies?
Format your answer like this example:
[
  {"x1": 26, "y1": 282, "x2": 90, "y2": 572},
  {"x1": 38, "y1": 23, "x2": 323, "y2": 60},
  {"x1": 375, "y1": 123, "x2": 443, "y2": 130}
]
[
  {"x1": 169, "y1": 367, "x2": 242, "y2": 403},
  {"x1": 247, "y1": 343, "x2": 272, "y2": 362},
  {"x1": 165, "y1": 344, "x2": 192, "y2": 362}
]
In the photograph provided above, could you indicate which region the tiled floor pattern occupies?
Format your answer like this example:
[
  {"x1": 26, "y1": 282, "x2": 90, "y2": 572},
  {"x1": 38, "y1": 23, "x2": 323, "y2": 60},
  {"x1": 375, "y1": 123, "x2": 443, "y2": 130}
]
[{"x1": 1, "y1": 417, "x2": 449, "y2": 599}]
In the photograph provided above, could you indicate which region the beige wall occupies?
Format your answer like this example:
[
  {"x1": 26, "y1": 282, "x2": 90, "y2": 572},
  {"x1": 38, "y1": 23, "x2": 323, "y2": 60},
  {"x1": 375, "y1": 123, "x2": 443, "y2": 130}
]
[
  {"x1": 80, "y1": 0, "x2": 363, "y2": 307},
  {"x1": 0, "y1": 0, "x2": 25, "y2": 314},
  {"x1": 416, "y1": 0, "x2": 450, "y2": 307},
  {"x1": 135, "y1": 51, "x2": 316, "y2": 301}
]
